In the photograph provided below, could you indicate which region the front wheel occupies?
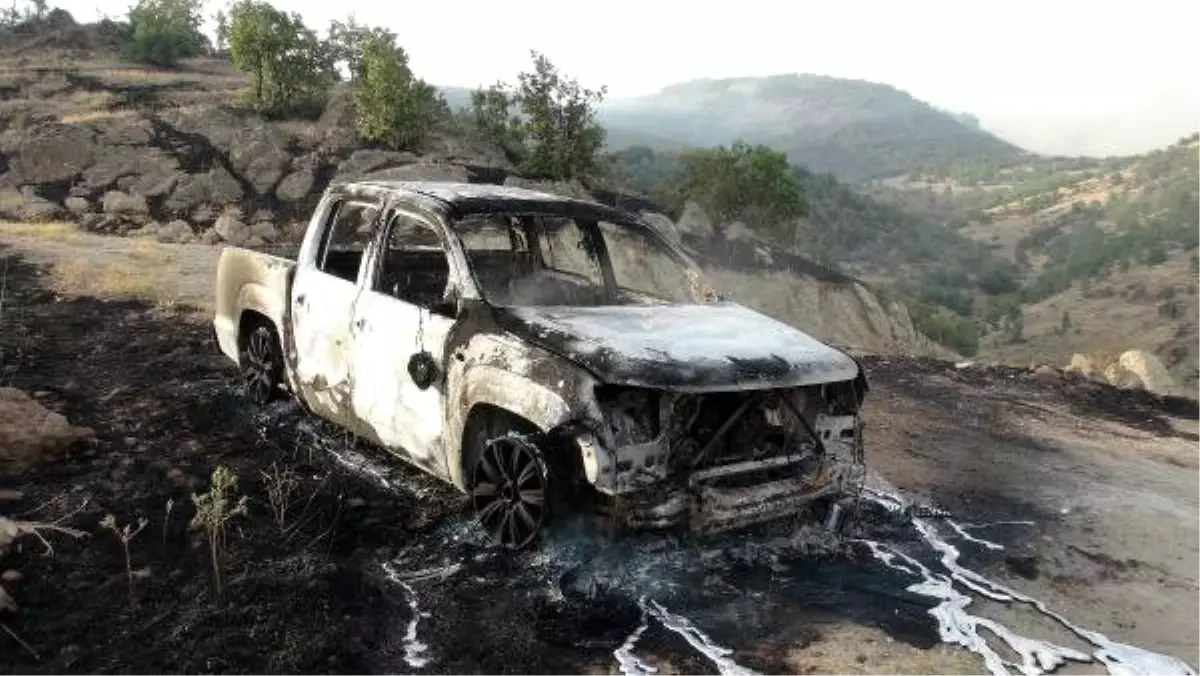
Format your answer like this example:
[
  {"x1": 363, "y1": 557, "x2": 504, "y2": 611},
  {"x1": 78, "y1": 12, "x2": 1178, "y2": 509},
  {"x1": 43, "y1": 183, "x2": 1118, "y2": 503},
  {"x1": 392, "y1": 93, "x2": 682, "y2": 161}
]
[
  {"x1": 470, "y1": 435, "x2": 549, "y2": 549},
  {"x1": 241, "y1": 324, "x2": 283, "y2": 405}
]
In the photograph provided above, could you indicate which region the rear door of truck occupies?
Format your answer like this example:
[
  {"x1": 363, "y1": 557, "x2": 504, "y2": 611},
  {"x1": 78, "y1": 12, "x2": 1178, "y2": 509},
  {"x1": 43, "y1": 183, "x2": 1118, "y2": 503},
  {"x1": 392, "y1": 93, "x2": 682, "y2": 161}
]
[{"x1": 290, "y1": 194, "x2": 382, "y2": 426}]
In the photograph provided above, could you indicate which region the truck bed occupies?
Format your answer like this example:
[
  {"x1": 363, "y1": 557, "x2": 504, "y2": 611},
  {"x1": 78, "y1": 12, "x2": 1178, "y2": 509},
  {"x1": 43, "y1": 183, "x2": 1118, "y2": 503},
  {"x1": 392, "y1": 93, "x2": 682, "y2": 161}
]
[{"x1": 212, "y1": 245, "x2": 298, "y2": 368}]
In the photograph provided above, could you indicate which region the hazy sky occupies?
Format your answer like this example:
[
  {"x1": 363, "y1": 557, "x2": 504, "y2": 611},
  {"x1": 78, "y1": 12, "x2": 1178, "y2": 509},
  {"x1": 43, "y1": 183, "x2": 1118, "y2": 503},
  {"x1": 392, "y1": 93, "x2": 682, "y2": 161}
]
[{"x1": 58, "y1": 0, "x2": 1199, "y2": 155}]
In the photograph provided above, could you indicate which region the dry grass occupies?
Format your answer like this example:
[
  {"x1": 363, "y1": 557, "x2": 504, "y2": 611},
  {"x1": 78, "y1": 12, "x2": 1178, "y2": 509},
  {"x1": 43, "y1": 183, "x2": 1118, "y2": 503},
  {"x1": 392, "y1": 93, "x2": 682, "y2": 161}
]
[
  {"x1": 0, "y1": 221, "x2": 79, "y2": 241},
  {"x1": 59, "y1": 107, "x2": 137, "y2": 125},
  {"x1": 781, "y1": 622, "x2": 982, "y2": 674}
]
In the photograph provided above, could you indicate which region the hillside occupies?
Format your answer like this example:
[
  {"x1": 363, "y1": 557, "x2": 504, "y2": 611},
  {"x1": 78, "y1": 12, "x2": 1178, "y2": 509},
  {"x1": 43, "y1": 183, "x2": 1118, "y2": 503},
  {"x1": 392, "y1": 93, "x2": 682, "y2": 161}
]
[
  {"x1": 597, "y1": 74, "x2": 1030, "y2": 182},
  {"x1": 874, "y1": 134, "x2": 1200, "y2": 394},
  {"x1": 0, "y1": 23, "x2": 940, "y2": 360}
]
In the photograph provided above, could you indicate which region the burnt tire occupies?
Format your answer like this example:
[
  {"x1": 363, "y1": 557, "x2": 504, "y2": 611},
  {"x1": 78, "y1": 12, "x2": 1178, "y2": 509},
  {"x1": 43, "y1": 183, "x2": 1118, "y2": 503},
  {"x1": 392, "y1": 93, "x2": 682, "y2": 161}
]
[
  {"x1": 470, "y1": 434, "x2": 550, "y2": 550},
  {"x1": 240, "y1": 323, "x2": 283, "y2": 405}
]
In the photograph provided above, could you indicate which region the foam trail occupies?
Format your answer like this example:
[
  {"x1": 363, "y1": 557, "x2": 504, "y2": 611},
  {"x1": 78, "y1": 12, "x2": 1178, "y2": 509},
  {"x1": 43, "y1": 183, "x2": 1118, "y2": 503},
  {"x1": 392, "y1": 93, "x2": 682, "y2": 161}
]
[
  {"x1": 613, "y1": 603, "x2": 658, "y2": 676},
  {"x1": 382, "y1": 562, "x2": 431, "y2": 669},
  {"x1": 642, "y1": 598, "x2": 760, "y2": 676},
  {"x1": 860, "y1": 488, "x2": 1196, "y2": 676}
]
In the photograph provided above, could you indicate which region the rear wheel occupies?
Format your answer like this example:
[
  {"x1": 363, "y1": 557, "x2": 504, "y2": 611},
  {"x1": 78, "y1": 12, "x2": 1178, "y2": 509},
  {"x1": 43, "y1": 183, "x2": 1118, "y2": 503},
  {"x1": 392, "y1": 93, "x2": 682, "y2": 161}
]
[{"x1": 241, "y1": 323, "x2": 282, "y2": 405}]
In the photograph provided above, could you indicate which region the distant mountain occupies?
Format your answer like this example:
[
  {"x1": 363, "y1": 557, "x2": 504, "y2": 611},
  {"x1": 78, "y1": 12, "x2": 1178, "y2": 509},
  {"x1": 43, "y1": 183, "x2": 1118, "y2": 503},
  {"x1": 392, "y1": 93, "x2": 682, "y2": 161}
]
[{"x1": 597, "y1": 74, "x2": 1030, "y2": 182}]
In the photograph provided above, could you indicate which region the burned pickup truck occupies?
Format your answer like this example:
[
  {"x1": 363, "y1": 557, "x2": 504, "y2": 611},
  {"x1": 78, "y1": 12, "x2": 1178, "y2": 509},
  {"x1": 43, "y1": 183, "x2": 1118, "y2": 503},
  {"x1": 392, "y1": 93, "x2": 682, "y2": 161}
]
[{"x1": 213, "y1": 181, "x2": 869, "y2": 548}]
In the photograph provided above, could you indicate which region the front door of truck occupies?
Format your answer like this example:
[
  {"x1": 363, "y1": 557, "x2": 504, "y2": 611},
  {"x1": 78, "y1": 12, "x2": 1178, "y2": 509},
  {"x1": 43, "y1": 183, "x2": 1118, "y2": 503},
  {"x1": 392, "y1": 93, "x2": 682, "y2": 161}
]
[
  {"x1": 350, "y1": 209, "x2": 457, "y2": 478},
  {"x1": 290, "y1": 197, "x2": 380, "y2": 428}
]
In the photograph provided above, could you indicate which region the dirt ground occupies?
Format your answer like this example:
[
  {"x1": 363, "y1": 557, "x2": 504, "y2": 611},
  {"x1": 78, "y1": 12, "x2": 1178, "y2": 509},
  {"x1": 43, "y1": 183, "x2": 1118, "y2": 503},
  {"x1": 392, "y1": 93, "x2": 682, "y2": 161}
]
[{"x1": 0, "y1": 233, "x2": 1196, "y2": 675}]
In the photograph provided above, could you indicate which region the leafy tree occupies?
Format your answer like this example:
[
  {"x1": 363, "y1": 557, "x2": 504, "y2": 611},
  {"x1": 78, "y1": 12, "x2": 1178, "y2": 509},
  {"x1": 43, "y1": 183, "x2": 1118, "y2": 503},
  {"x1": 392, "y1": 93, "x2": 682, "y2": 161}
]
[
  {"x1": 463, "y1": 51, "x2": 606, "y2": 181},
  {"x1": 679, "y1": 141, "x2": 806, "y2": 241},
  {"x1": 467, "y1": 82, "x2": 525, "y2": 163},
  {"x1": 516, "y1": 51, "x2": 607, "y2": 181},
  {"x1": 326, "y1": 15, "x2": 396, "y2": 81},
  {"x1": 355, "y1": 34, "x2": 440, "y2": 150},
  {"x1": 213, "y1": 8, "x2": 228, "y2": 52},
  {"x1": 227, "y1": 0, "x2": 335, "y2": 117},
  {"x1": 123, "y1": 0, "x2": 205, "y2": 66}
]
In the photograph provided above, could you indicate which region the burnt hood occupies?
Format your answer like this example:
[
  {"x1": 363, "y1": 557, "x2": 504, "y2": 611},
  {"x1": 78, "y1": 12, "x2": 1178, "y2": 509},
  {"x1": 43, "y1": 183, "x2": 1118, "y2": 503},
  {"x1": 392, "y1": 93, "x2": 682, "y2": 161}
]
[{"x1": 492, "y1": 303, "x2": 861, "y2": 391}]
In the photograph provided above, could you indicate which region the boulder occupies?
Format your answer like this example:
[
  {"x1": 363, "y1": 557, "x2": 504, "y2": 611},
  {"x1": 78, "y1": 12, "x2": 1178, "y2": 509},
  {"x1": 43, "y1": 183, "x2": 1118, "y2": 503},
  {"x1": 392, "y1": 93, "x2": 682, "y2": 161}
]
[
  {"x1": 156, "y1": 219, "x2": 194, "y2": 244},
  {"x1": 79, "y1": 146, "x2": 177, "y2": 192},
  {"x1": 7, "y1": 123, "x2": 96, "y2": 184},
  {"x1": 640, "y1": 211, "x2": 681, "y2": 244},
  {"x1": 198, "y1": 228, "x2": 221, "y2": 245},
  {"x1": 213, "y1": 212, "x2": 249, "y2": 245},
  {"x1": 64, "y1": 196, "x2": 90, "y2": 215},
  {"x1": 335, "y1": 149, "x2": 419, "y2": 181},
  {"x1": 1064, "y1": 353, "x2": 1096, "y2": 377},
  {"x1": 102, "y1": 190, "x2": 149, "y2": 217},
  {"x1": 163, "y1": 167, "x2": 243, "y2": 216},
  {"x1": 248, "y1": 221, "x2": 278, "y2": 242},
  {"x1": 275, "y1": 169, "x2": 315, "y2": 202},
  {"x1": 229, "y1": 123, "x2": 292, "y2": 194},
  {"x1": 1103, "y1": 363, "x2": 1144, "y2": 391},
  {"x1": 676, "y1": 200, "x2": 714, "y2": 238},
  {"x1": 364, "y1": 162, "x2": 469, "y2": 183},
  {"x1": 244, "y1": 235, "x2": 265, "y2": 247},
  {"x1": 0, "y1": 387, "x2": 94, "y2": 470},
  {"x1": 1031, "y1": 364, "x2": 1061, "y2": 381},
  {"x1": 0, "y1": 187, "x2": 63, "y2": 221},
  {"x1": 502, "y1": 176, "x2": 591, "y2": 199},
  {"x1": 1117, "y1": 350, "x2": 1175, "y2": 396}
]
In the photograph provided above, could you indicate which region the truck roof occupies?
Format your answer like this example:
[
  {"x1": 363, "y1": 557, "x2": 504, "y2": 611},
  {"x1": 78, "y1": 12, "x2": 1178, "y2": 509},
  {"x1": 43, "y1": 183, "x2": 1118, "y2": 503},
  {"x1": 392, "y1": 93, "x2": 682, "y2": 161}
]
[{"x1": 334, "y1": 180, "x2": 641, "y2": 226}]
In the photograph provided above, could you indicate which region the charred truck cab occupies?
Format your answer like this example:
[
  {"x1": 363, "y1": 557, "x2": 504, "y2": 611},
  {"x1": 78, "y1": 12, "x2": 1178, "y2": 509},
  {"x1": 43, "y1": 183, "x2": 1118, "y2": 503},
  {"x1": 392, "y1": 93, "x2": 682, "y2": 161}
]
[{"x1": 212, "y1": 181, "x2": 869, "y2": 548}]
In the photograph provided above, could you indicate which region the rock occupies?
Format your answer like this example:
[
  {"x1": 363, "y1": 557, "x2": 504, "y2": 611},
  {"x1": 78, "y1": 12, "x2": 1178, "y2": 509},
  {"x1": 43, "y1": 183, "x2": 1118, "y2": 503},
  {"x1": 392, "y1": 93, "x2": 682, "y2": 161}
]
[
  {"x1": 64, "y1": 196, "x2": 90, "y2": 215},
  {"x1": 364, "y1": 161, "x2": 470, "y2": 183},
  {"x1": 248, "y1": 221, "x2": 278, "y2": 242},
  {"x1": 676, "y1": 200, "x2": 714, "y2": 238},
  {"x1": 7, "y1": 123, "x2": 96, "y2": 184},
  {"x1": 1117, "y1": 350, "x2": 1175, "y2": 396},
  {"x1": 198, "y1": 228, "x2": 221, "y2": 245},
  {"x1": 163, "y1": 167, "x2": 243, "y2": 216},
  {"x1": 80, "y1": 146, "x2": 177, "y2": 193},
  {"x1": 0, "y1": 570, "x2": 20, "y2": 583},
  {"x1": 0, "y1": 187, "x2": 64, "y2": 221},
  {"x1": 156, "y1": 219, "x2": 193, "y2": 244},
  {"x1": 0, "y1": 387, "x2": 94, "y2": 470},
  {"x1": 102, "y1": 190, "x2": 149, "y2": 217},
  {"x1": 1104, "y1": 363, "x2": 1144, "y2": 391},
  {"x1": 335, "y1": 149, "x2": 419, "y2": 180},
  {"x1": 229, "y1": 123, "x2": 292, "y2": 194},
  {"x1": 502, "y1": 176, "x2": 591, "y2": 199},
  {"x1": 640, "y1": 211, "x2": 681, "y2": 244},
  {"x1": 1064, "y1": 353, "x2": 1095, "y2": 377},
  {"x1": 243, "y1": 235, "x2": 265, "y2": 247},
  {"x1": 130, "y1": 222, "x2": 160, "y2": 237},
  {"x1": 213, "y1": 212, "x2": 249, "y2": 245},
  {"x1": 275, "y1": 169, "x2": 315, "y2": 202},
  {"x1": 1031, "y1": 364, "x2": 1060, "y2": 381}
]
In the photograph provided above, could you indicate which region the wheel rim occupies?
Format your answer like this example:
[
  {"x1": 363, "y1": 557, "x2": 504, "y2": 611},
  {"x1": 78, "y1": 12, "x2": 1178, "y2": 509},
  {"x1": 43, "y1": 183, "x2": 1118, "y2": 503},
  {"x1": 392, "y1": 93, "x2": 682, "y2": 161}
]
[
  {"x1": 243, "y1": 328, "x2": 276, "y2": 404},
  {"x1": 471, "y1": 436, "x2": 547, "y2": 549}
]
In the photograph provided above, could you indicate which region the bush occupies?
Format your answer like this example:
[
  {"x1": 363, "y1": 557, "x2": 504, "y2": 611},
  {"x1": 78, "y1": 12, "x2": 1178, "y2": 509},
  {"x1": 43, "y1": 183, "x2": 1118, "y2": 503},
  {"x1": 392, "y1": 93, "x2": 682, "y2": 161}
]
[
  {"x1": 123, "y1": 0, "x2": 205, "y2": 66},
  {"x1": 354, "y1": 34, "x2": 440, "y2": 150},
  {"x1": 680, "y1": 141, "x2": 806, "y2": 242}
]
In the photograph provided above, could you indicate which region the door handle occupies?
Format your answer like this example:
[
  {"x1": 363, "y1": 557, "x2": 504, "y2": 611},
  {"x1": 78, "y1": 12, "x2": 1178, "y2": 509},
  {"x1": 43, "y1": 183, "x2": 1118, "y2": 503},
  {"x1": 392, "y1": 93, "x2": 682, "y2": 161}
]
[
  {"x1": 295, "y1": 293, "x2": 307, "y2": 306},
  {"x1": 354, "y1": 318, "x2": 367, "y2": 330}
]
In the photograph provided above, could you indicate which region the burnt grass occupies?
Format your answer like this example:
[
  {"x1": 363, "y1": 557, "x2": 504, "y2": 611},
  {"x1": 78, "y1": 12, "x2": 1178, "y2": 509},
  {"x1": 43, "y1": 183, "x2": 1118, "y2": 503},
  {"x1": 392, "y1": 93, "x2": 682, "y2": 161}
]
[{"x1": 2, "y1": 246, "x2": 1191, "y2": 674}]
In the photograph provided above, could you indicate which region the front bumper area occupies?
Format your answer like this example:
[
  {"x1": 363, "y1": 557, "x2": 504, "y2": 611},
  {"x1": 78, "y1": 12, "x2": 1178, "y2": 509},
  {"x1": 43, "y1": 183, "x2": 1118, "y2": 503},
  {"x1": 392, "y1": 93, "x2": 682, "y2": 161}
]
[{"x1": 600, "y1": 454, "x2": 861, "y2": 534}]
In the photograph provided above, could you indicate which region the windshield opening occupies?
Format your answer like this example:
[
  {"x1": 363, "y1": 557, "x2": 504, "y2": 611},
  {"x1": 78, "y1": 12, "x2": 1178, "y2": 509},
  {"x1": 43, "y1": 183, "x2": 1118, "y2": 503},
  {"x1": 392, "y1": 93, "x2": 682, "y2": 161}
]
[{"x1": 454, "y1": 212, "x2": 710, "y2": 307}]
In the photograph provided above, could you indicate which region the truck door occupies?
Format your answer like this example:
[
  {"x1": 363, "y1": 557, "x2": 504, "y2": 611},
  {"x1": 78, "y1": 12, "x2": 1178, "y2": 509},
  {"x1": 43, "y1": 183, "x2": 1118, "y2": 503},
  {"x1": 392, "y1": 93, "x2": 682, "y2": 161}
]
[
  {"x1": 350, "y1": 209, "x2": 457, "y2": 478},
  {"x1": 290, "y1": 197, "x2": 381, "y2": 428}
]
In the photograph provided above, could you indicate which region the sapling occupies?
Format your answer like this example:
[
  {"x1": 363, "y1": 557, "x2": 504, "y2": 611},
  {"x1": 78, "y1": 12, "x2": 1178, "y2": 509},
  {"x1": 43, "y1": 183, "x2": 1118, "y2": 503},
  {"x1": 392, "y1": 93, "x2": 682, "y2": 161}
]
[
  {"x1": 190, "y1": 466, "x2": 248, "y2": 603},
  {"x1": 99, "y1": 513, "x2": 148, "y2": 603},
  {"x1": 260, "y1": 462, "x2": 299, "y2": 531}
]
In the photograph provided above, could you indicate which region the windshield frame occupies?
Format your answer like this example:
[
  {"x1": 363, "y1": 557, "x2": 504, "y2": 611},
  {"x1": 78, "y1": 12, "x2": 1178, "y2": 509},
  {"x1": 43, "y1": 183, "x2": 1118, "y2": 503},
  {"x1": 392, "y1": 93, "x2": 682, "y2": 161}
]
[{"x1": 447, "y1": 209, "x2": 716, "y2": 308}]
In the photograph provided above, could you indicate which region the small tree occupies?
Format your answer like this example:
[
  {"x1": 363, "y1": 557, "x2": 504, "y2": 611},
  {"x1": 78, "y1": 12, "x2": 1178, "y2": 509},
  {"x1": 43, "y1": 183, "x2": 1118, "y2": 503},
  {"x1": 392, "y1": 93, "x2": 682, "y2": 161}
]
[
  {"x1": 228, "y1": 0, "x2": 334, "y2": 117},
  {"x1": 326, "y1": 14, "x2": 396, "y2": 81},
  {"x1": 517, "y1": 51, "x2": 607, "y2": 181},
  {"x1": 1060, "y1": 310, "x2": 1071, "y2": 334},
  {"x1": 124, "y1": 0, "x2": 205, "y2": 66},
  {"x1": 355, "y1": 34, "x2": 440, "y2": 150},
  {"x1": 468, "y1": 82, "x2": 525, "y2": 162}
]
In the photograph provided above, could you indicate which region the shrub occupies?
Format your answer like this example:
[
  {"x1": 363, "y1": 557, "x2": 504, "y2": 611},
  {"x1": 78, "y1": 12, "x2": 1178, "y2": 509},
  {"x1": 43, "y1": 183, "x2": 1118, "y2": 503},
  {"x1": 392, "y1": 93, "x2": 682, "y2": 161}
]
[{"x1": 123, "y1": 0, "x2": 205, "y2": 66}]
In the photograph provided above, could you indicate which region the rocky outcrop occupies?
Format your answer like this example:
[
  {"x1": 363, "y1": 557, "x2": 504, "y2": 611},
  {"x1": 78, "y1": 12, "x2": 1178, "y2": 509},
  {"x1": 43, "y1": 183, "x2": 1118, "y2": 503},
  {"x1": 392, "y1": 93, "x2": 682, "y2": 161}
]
[{"x1": 1064, "y1": 349, "x2": 1179, "y2": 395}]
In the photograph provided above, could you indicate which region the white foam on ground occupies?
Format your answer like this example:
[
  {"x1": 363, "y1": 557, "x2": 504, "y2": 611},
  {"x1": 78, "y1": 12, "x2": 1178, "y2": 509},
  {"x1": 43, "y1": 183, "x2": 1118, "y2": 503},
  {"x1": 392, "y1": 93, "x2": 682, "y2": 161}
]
[
  {"x1": 612, "y1": 596, "x2": 759, "y2": 676},
  {"x1": 381, "y1": 561, "x2": 431, "y2": 669},
  {"x1": 860, "y1": 486, "x2": 1197, "y2": 676}
]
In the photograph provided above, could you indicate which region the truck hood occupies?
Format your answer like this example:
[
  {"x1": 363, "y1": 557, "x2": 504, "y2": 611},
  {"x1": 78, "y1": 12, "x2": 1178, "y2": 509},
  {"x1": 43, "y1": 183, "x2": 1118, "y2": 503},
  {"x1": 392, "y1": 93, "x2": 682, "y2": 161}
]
[{"x1": 492, "y1": 302, "x2": 860, "y2": 391}]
